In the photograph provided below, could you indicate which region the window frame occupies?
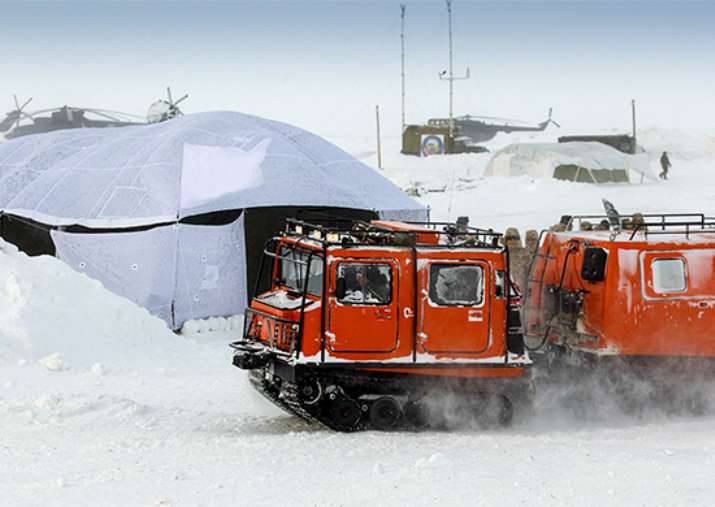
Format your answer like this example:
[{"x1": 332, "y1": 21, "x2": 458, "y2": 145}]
[
  {"x1": 335, "y1": 261, "x2": 393, "y2": 306},
  {"x1": 428, "y1": 263, "x2": 485, "y2": 307}
]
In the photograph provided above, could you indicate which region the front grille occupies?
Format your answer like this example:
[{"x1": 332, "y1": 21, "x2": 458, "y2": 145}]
[{"x1": 245, "y1": 308, "x2": 300, "y2": 353}]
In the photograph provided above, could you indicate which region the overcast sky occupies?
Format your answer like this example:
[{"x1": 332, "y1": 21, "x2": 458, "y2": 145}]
[{"x1": 2, "y1": 0, "x2": 713, "y2": 140}]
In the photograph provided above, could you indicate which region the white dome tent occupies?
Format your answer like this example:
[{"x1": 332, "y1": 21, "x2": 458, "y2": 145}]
[
  {"x1": 0, "y1": 112, "x2": 426, "y2": 328},
  {"x1": 484, "y1": 142, "x2": 655, "y2": 183}
]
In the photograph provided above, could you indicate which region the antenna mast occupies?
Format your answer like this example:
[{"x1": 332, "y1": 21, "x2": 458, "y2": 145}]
[
  {"x1": 439, "y1": 0, "x2": 470, "y2": 139},
  {"x1": 400, "y1": 4, "x2": 407, "y2": 131},
  {"x1": 631, "y1": 98, "x2": 637, "y2": 154}
]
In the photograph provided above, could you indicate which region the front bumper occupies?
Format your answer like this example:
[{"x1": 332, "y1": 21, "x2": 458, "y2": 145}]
[{"x1": 230, "y1": 340, "x2": 271, "y2": 370}]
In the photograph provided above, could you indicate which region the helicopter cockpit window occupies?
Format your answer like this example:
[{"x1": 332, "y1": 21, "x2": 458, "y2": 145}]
[{"x1": 337, "y1": 263, "x2": 392, "y2": 305}]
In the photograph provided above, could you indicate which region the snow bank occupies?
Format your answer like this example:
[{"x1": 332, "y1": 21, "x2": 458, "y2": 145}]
[{"x1": 0, "y1": 239, "x2": 196, "y2": 369}]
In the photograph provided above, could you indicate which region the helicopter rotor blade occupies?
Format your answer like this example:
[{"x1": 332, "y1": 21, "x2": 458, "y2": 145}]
[
  {"x1": 12, "y1": 95, "x2": 21, "y2": 129},
  {"x1": 460, "y1": 114, "x2": 527, "y2": 124},
  {"x1": 173, "y1": 94, "x2": 188, "y2": 106},
  {"x1": 166, "y1": 87, "x2": 173, "y2": 105}
]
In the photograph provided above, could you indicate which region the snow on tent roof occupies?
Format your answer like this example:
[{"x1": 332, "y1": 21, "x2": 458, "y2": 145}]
[
  {"x1": 0, "y1": 111, "x2": 425, "y2": 227},
  {"x1": 484, "y1": 142, "x2": 656, "y2": 183}
]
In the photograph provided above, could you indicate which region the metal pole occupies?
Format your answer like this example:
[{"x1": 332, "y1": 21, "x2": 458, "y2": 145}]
[
  {"x1": 439, "y1": 0, "x2": 469, "y2": 142},
  {"x1": 631, "y1": 99, "x2": 637, "y2": 154},
  {"x1": 376, "y1": 105, "x2": 383, "y2": 170},
  {"x1": 400, "y1": 4, "x2": 406, "y2": 131},
  {"x1": 447, "y1": 0, "x2": 453, "y2": 138}
]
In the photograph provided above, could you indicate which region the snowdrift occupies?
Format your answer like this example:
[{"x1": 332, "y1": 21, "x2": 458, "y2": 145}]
[{"x1": 0, "y1": 239, "x2": 194, "y2": 369}]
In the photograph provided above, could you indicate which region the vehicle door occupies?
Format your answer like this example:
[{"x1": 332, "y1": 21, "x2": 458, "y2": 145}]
[
  {"x1": 418, "y1": 259, "x2": 491, "y2": 354},
  {"x1": 327, "y1": 258, "x2": 399, "y2": 352}
]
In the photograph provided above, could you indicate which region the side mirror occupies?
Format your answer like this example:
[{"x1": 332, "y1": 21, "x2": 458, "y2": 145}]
[
  {"x1": 335, "y1": 277, "x2": 346, "y2": 299},
  {"x1": 581, "y1": 247, "x2": 608, "y2": 282}
]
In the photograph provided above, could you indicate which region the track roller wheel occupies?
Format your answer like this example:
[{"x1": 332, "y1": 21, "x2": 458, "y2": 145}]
[
  {"x1": 328, "y1": 397, "x2": 362, "y2": 431},
  {"x1": 480, "y1": 395, "x2": 513, "y2": 428},
  {"x1": 299, "y1": 379, "x2": 323, "y2": 406},
  {"x1": 369, "y1": 397, "x2": 402, "y2": 430},
  {"x1": 404, "y1": 400, "x2": 429, "y2": 428}
]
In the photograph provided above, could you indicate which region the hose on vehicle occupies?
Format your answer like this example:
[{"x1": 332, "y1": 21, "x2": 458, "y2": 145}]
[{"x1": 525, "y1": 243, "x2": 578, "y2": 352}]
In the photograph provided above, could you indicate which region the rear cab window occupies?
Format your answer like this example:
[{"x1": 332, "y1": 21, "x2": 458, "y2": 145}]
[{"x1": 429, "y1": 264, "x2": 484, "y2": 306}]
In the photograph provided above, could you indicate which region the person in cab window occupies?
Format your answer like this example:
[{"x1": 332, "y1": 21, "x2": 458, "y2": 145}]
[{"x1": 344, "y1": 266, "x2": 388, "y2": 304}]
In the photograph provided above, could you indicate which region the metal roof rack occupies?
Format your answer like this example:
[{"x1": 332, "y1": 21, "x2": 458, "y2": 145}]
[
  {"x1": 283, "y1": 218, "x2": 503, "y2": 249},
  {"x1": 564, "y1": 213, "x2": 715, "y2": 240}
]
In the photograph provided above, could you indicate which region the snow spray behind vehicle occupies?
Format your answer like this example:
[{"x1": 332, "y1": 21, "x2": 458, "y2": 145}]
[{"x1": 231, "y1": 219, "x2": 532, "y2": 431}]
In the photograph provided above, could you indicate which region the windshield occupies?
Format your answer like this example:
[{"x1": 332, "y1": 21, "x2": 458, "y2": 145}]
[{"x1": 279, "y1": 246, "x2": 323, "y2": 296}]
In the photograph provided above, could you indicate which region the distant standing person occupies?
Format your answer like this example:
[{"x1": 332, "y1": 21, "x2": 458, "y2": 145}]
[{"x1": 659, "y1": 151, "x2": 672, "y2": 180}]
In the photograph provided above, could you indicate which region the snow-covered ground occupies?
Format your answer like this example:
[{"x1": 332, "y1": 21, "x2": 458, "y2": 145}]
[{"x1": 3, "y1": 126, "x2": 715, "y2": 506}]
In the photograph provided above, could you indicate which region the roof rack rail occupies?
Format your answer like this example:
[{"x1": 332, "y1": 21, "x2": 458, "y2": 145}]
[
  {"x1": 563, "y1": 213, "x2": 715, "y2": 240},
  {"x1": 283, "y1": 218, "x2": 503, "y2": 249}
]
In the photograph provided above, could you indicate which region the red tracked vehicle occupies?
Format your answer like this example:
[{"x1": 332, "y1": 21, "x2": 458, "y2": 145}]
[
  {"x1": 231, "y1": 219, "x2": 531, "y2": 431},
  {"x1": 524, "y1": 212, "x2": 715, "y2": 404}
]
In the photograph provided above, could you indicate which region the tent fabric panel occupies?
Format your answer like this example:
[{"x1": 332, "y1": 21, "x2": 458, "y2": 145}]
[
  {"x1": 51, "y1": 226, "x2": 178, "y2": 326},
  {"x1": 378, "y1": 208, "x2": 429, "y2": 222},
  {"x1": 553, "y1": 164, "x2": 579, "y2": 182},
  {"x1": 173, "y1": 215, "x2": 248, "y2": 325}
]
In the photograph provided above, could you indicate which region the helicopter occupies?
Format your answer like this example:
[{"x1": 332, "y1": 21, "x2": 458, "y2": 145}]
[
  {"x1": 402, "y1": 108, "x2": 560, "y2": 156},
  {"x1": 430, "y1": 108, "x2": 561, "y2": 145},
  {"x1": 0, "y1": 87, "x2": 188, "y2": 140}
]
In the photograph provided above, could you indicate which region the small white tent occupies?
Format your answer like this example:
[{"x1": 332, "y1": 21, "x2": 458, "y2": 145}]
[
  {"x1": 0, "y1": 111, "x2": 426, "y2": 328},
  {"x1": 484, "y1": 142, "x2": 655, "y2": 183}
]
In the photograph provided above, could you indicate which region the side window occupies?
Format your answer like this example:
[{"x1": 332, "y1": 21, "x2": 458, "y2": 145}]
[
  {"x1": 429, "y1": 264, "x2": 484, "y2": 306},
  {"x1": 652, "y1": 258, "x2": 686, "y2": 293},
  {"x1": 495, "y1": 270, "x2": 505, "y2": 298},
  {"x1": 337, "y1": 263, "x2": 392, "y2": 305}
]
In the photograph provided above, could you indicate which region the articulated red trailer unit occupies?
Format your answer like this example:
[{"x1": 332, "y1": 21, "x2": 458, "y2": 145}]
[{"x1": 524, "y1": 212, "x2": 715, "y2": 408}]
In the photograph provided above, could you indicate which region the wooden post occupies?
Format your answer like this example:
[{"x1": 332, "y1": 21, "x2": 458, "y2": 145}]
[{"x1": 376, "y1": 105, "x2": 383, "y2": 170}]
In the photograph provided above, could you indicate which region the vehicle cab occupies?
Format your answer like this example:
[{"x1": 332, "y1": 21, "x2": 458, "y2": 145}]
[{"x1": 232, "y1": 218, "x2": 531, "y2": 430}]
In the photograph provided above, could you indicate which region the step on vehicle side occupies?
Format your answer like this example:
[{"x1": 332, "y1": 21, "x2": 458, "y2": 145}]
[
  {"x1": 524, "y1": 212, "x2": 715, "y2": 410},
  {"x1": 231, "y1": 218, "x2": 531, "y2": 431}
]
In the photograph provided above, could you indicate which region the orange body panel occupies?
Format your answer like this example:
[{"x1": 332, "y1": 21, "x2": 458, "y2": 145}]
[
  {"x1": 526, "y1": 230, "x2": 715, "y2": 358},
  {"x1": 245, "y1": 225, "x2": 527, "y2": 377}
]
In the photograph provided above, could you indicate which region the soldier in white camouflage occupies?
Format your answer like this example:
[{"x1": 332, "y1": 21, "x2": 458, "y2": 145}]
[{"x1": 504, "y1": 227, "x2": 531, "y2": 293}]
